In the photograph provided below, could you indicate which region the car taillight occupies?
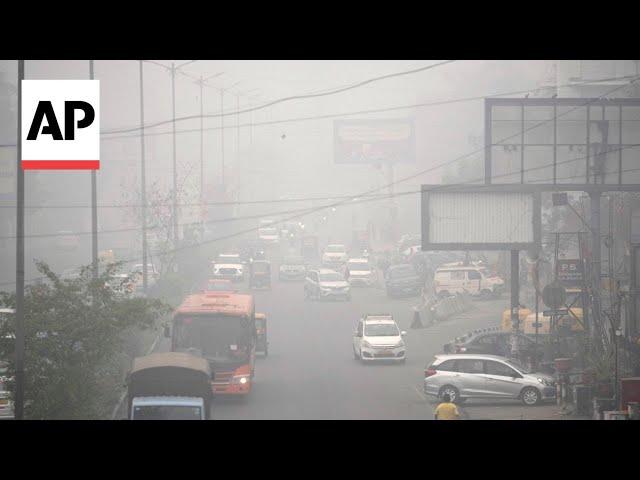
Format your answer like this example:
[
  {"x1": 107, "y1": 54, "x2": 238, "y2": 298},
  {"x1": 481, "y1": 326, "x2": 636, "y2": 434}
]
[
  {"x1": 455, "y1": 346, "x2": 467, "y2": 353},
  {"x1": 424, "y1": 368, "x2": 437, "y2": 378}
]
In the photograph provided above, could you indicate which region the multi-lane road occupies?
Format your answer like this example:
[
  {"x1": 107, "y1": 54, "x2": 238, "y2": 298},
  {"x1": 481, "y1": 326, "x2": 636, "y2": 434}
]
[{"x1": 153, "y1": 273, "x2": 505, "y2": 420}]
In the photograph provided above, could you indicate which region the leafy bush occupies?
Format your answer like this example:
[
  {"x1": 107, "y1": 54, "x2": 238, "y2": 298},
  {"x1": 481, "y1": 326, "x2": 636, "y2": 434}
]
[{"x1": 0, "y1": 261, "x2": 171, "y2": 419}]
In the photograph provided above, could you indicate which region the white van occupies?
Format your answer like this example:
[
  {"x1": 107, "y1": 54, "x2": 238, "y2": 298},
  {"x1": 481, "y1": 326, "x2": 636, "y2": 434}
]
[{"x1": 433, "y1": 265, "x2": 504, "y2": 299}]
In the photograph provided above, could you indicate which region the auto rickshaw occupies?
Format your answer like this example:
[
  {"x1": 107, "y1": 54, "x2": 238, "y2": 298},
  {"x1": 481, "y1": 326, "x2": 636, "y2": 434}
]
[
  {"x1": 255, "y1": 313, "x2": 268, "y2": 356},
  {"x1": 249, "y1": 260, "x2": 271, "y2": 289}
]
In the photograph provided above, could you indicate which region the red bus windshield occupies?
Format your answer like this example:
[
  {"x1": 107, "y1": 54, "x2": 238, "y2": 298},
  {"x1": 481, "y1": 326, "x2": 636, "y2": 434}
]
[{"x1": 173, "y1": 314, "x2": 254, "y2": 364}]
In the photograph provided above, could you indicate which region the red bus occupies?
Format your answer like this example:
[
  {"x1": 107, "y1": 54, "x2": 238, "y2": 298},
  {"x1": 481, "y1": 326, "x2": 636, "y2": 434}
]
[{"x1": 171, "y1": 292, "x2": 256, "y2": 396}]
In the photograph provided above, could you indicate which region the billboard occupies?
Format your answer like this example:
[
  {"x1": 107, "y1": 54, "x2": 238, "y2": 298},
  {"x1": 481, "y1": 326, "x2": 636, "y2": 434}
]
[
  {"x1": 421, "y1": 186, "x2": 541, "y2": 250},
  {"x1": 485, "y1": 97, "x2": 640, "y2": 186},
  {"x1": 334, "y1": 118, "x2": 415, "y2": 164}
]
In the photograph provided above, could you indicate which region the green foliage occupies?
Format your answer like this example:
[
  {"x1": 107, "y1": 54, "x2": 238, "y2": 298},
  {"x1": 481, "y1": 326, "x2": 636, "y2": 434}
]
[{"x1": 0, "y1": 261, "x2": 171, "y2": 419}]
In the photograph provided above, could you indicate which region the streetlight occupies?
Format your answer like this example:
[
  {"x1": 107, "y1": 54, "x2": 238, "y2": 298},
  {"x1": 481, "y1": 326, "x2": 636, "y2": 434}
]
[
  {"x1": 219, "y1": 80, "x2": 241, "y2": 190},
  {"x1": 170, "y1": 60, "x2": 198, "y2": 248},
  {"x1": 194, "y1": 72, "x2": 225, "y2": 205}
]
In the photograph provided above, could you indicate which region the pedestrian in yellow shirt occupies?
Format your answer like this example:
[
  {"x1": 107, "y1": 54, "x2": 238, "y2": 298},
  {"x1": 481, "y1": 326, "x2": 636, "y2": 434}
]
[{"x1": 434, "y1": 393, "x2": 460, "y2": 420}]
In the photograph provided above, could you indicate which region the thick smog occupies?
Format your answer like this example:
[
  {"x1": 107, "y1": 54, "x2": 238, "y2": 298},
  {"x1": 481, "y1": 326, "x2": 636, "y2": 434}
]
[{"x1": 1, "y1": 60, "x2": 639, "y2": 421}]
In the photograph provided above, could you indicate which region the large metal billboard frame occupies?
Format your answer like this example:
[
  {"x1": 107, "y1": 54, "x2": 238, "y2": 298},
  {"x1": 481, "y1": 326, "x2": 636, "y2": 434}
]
[
  {"x1": 421, "y1": 185, "x2": 542, "y2": 251},
  {"x1": 484, "y1": 97, "x2": 640, "y2": 186}
]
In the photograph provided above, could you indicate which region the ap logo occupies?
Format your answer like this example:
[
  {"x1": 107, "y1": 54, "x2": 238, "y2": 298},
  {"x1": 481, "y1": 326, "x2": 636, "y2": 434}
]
[{"x1": 21, "y1": 80, "x2": 100, "y2": 170}]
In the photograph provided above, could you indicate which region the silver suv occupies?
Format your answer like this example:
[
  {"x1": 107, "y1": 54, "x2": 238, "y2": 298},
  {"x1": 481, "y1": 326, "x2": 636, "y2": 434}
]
[{"x1": 423, "y1": 354, "x2": 556, "y2": 406}]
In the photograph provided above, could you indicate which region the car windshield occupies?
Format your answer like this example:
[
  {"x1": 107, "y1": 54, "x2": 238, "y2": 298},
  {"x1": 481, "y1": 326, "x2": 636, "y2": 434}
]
[
  {"x1": 348, "y1": 261, "x2": 370, "y2": 271},
  {"x1": 505, "y1": 359, "x2": 532, "y2": 374},
  {"x1": 365, "y1": 323, "x2": 399, "y2": 337},
  {"x1": 326, "y1": 245, "x2": 345, "y2": 253},
  {"x1": 320, "y1": 272, "x2": 344, "y2": 282},
  {"x1": 389, "y1": 265, "x2": 415, "y2": 278},
  {"x1": 132, "y1": 405, "x2": 202, "y2": 420}
]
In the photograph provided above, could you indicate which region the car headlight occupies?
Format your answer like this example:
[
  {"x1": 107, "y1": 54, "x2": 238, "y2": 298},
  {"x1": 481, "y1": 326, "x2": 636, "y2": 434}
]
[
  {"x1": 396, "y1": 340, "x2": 405, "y2": 348},
  {"x1": 362, "y1": 340, "x2": 372, "y2": 348},
  {"x1": 537, "y1": 377, "x2": 554, "y2": 387},
  {"x1": 231, "y1": 375, "x2": 250, "y2": 385}
]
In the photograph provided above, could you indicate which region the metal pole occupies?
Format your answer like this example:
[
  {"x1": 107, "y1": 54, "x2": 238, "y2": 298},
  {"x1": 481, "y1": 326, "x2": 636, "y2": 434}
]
[
  {"x1": 15, "y1": 59, "x2": 25, "y2": 420},
  {"x1": 220, "y1": 89, "x2": 225, "y2": 191},
  {"x1": 510, "y1": 250, "x2": 520, "y2": 357},
  {"x1": 139, "y1": 61, "x2": 148, "y2": 293},
  {"x1": 199, "y1": 76, "x2": 204, "y2": 206},
  {"x1": 90, "y1": 60, "x2": 98, "y2": 279},
  {"x1": 171, "y1": 63, "x2": 178, "y2": 249},
  {"x1": 590, "y1": 191, "x2": 602, "y2": 347},
  {"x1": 236, "y1": 94, "x2": 240, "y2": 202},
  {"x1": 534, "y1": 255, "x2": 540, "y2": 370}
]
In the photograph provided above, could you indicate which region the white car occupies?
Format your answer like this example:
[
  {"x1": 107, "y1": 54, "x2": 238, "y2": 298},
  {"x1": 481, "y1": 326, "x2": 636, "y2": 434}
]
[
  {"x1": 353, "y1": 315, "x2": 406, "y2": 363},
  {"x1": 212, "y1": 262, "x2": 244, "y2": 283},
  {"x1": 322, "y1": 244, "x2": 348, "y2": 266},
  {"x1": 345, "y1": 258, "x2": 375, "y2": 287}
]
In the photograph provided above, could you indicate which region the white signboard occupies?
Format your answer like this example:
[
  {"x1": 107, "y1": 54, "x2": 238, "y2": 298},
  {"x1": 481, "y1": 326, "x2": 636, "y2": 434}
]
[{"x1": 422, "y1": 189, "x2": 538, "y2": 250}]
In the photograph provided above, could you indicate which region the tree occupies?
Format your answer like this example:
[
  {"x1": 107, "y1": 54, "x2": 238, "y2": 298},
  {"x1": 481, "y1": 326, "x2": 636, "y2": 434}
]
[
  {"x1": 120, "y1": 180, "x2": 177, "y2": 275},
  {"x1": 0, "y1": 261, "x2": 171, "y2": 419}
]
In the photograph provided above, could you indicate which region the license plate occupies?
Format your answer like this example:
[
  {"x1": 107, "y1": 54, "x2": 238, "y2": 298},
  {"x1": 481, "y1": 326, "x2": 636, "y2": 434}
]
[{"x1": 0, "y1": 399, "x2": 8, "y2": 406}]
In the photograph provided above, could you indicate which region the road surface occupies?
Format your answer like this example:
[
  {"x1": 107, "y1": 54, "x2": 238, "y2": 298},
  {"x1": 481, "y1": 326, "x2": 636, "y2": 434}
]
[{"x1": 152, "y1": 277, "x2": 505, "y2": 420}]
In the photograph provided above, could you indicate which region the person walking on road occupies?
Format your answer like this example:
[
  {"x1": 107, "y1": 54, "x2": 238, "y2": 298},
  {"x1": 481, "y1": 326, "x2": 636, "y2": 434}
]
[{"x1": 434, "y1": 393, "x2": 460, "y2": 420}]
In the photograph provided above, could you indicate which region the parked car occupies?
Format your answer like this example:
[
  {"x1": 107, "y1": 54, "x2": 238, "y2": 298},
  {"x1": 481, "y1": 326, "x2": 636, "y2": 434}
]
[
  {"x1": 345, "y1": 258, "x2": 375, "y2": 287},
  {"x1": 0, "y1": 361, "x2": 14, "y2": 419},
  {"x1": 353, "y1": 314, "x2": 406, "y2": 363},
  {"x1": 434, "y1": 264, "x2": 504, "y2": 299},
  {"x1": 423, "y1": 354, "x2": 556, "y2": 406},
  {"x1": 443, "y1": 327, "x2": 544, "y2": 364},
  {"x1": 304, "y1": 268, "x2": 351, "y2": 301},
  {"x1": 385, "y1": 263, "x2": 422, "y2": 298},
  {"x1": 322, "y1": 244, "x2": 348, "y2": 267},
  {"x1": 279, "y1": 255, "x2": 307, "y2": 281}
]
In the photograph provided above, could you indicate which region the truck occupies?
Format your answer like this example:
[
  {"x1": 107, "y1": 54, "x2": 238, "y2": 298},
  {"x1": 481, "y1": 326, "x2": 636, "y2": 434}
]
[{"x1": 126, "y1": 352, "x2": 213, "y2": 420}]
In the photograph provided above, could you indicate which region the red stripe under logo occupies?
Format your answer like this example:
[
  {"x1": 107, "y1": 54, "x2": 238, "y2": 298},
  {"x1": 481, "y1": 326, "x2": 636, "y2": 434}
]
[{"x1": 22, "y1": 160, "x2": 100, "y2": 170}]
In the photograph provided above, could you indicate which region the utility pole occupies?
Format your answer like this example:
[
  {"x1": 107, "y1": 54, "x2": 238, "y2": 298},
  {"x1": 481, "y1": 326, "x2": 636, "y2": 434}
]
[
  {"x1": 510, "y1": 250, "x2": 520, "y2": 357},
  {"x1": 15, "y1": 59, "x2": 25, "y2": 420},
  {"x1": 192, "y1": 71, "x2": 224, "y2": 219},
  {"x1": 220, "y1": 88, "x2": 225, "y2": 191},
  {"x1": 90, "y1": 60, "x2": 98, "y2": 280},
  {"x1": 199, "y1": 75, "x2": 204, "y2": 206},
  {"x1": 218, "y1": 81, "x2": 241, "y2": 193},
  {"x1": 139, "y1": 61, "x2": 148, "y2": 293},
  {"x1": 170, "y1": 62, "x2": 178, "y2": 249},
  {"x1": 590, "y1": 191, "x2": 602, "y2": 349}
]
